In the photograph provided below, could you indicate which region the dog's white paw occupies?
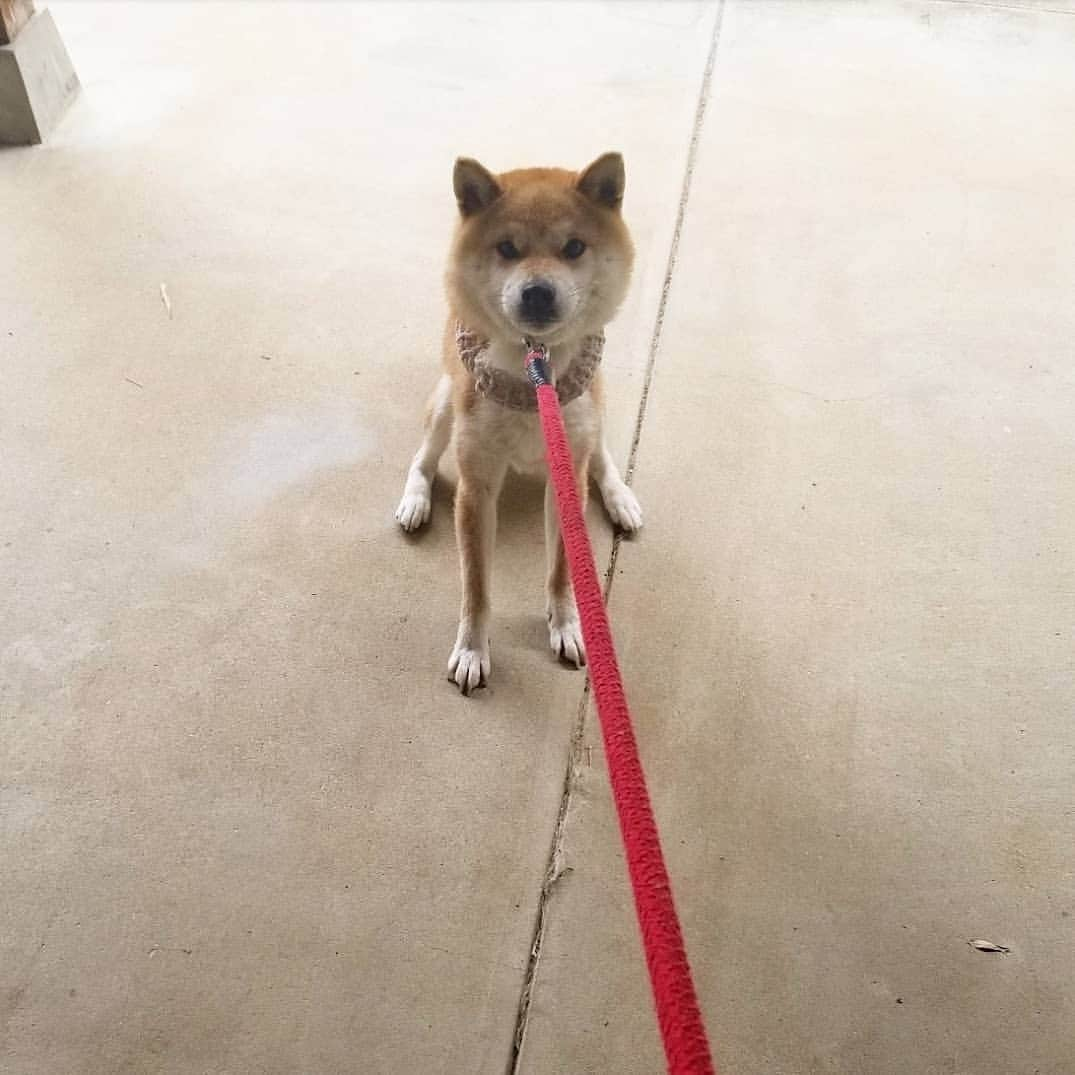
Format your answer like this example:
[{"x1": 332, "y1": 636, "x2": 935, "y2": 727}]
[
  {"x1": 396, "y1": 490, "x2": 432, "y2": 532},
  {"x1": 601, "y1": 481, "x2": 643, "y2": 533},
  {"x1": 448, "y1": 639, "x2": 490, "y2": 695},
  {"x1": 548, "y1": 604, "x2": 586, "y2": 669}
]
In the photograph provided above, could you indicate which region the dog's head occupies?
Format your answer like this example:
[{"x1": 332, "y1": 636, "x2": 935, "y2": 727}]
[{"x1": 446, "y1": 153, "x2": 634, "y2": 345}]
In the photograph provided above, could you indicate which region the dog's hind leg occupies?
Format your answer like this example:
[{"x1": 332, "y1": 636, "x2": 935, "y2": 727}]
[
  {"x1": 396, "y1": 374, "x2": 453, "y2": 531},
  {"x1": 591, "y1": 438, "x2": 643, "y2": 533}
]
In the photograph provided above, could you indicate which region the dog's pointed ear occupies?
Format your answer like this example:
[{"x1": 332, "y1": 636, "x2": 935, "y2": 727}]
[
  {"x1": 577, "y1": 152, "x2": 625, "y2": 211},
  {"x1": 453, "y1": 158, "x2": 502, "y2": 217}
]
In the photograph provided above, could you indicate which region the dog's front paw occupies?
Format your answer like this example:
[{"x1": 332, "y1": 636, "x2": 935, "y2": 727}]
[
  {"x1": 548, "y1": 603, "x2": 586, "y2": 669},
  {"x1": 600, "y1": 481, "x2": 643, "y2": 533},
  {"x1": 396, "y1": 490, "x2": 432, "y2": 532},
  {"x1": 448, "y1": 638, "x2": 490, "y2": 695}
]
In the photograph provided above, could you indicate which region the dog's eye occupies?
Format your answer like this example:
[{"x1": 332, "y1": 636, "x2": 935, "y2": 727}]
[
  {"x1": 562, "y1": 238, "x2": 586, "y2": 260},
  {"x1": 496, "y1": 240, "x2": 521, "y2": 260}
]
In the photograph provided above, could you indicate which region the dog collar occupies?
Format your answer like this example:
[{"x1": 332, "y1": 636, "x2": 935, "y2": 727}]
[{"x1": 455, "y1": 322, "x2": 604, "y2": 411}]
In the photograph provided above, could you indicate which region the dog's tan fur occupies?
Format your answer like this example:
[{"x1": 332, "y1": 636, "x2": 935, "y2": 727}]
[{"x1": 396, "y1": 153, "x2": 642, "y2": 692}]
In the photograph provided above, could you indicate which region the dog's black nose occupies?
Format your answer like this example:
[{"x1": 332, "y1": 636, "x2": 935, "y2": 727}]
[{"x1": 520, "y1": 282, "x2": 557, "y2": 323}]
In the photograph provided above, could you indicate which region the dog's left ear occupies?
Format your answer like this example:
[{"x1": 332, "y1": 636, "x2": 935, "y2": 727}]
[
  {"x1": 454, "y1": 158, "x2": 502, "y2": 217},
  {"x1": 577, "y1": 152, "x2": 625, "y2": 211}
]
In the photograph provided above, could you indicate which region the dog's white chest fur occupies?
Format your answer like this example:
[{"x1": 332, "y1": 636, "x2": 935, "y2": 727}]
[
  {"x1": 469, "y1": 395, "x2": 598, "y2": 475},
  {"x1": 467, "y1": 347, "x2": 594, "y2": 473},
  {"x1": 474, "y1": 339, "x2": 599, "y2": 474},
  {"x1": 507, "y1": 414, "x2": 547, "y2": 474}
]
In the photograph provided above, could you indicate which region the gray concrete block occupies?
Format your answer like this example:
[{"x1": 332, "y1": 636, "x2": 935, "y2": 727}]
[{"x1": 0, "y1": 8, "x2": 78, "y2": 145}]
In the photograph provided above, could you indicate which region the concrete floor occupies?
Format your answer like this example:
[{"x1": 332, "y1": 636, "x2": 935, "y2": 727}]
[{"x1": 2, "y1": 2, "x2": 1073, "y2": 1072}]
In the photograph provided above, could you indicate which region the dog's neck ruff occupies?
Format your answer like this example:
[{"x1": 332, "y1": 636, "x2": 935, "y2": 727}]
[{"x1": 455, "y1": 322, "x2": 604, "y2": 411}]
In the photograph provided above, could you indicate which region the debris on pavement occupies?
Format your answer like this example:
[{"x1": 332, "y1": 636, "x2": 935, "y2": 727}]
[{"x1": 968, "y1": 940, "x2": 1011, "y2": 953}]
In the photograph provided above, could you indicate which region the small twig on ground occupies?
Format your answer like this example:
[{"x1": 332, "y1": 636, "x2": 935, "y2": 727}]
[{"x1": 969, "y1": 939, "x2": 1010, "y2": 954}]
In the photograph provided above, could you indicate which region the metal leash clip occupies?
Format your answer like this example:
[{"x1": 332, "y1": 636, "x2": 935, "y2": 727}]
[{"x1": 523, "y1": 337, "x2": 552, "y2": 387}]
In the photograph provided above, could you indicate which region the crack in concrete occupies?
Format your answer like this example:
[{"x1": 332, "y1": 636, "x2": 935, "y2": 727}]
[
  {"x1": 506, "y1": 4, "x2": 726, "y2": 1071},
  {"x1": 508, "y1": 683, "x2": 591, "y2": 1069},
  {"x1": 930, "y1": 0, "x2": 1075, "y2": 17},
  {"x1": 622, "y1": 2, "x2": 725, "y2": 492}
]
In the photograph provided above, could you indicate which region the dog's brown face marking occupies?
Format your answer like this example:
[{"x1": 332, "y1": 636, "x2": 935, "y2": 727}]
[{"x1": 447, "y1": 155, "x2": 634, "y2": 345}]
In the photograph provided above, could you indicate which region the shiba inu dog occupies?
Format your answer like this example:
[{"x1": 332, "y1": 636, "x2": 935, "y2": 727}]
[{"x1": 396, "y1": 153, "x2": 642, "y2": 693}]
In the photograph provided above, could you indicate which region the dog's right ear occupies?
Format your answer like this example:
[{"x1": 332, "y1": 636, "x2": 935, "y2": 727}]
[{"x1": 453, "y1": 158, "x2": 502, "y2": 217}]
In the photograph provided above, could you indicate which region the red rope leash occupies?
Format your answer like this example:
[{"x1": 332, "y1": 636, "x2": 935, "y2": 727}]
[{"x1": 526, "y1": 346, "x2": 716, "y2": 1075}]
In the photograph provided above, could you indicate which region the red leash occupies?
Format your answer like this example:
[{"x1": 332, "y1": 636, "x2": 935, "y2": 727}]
[{"x1": 526, "y1": 344, "x2": 716, "y2": 1075}]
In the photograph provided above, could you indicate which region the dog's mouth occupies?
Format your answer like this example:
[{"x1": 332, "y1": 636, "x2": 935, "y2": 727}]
[
  {"x1": 511, "y1": 315, "x2": 568, "y2": 349},
  {"x1": 518, "y1": 311, "x2": 560, "y2": 331},
  {"x1": 506, "y1": 308, "x2": 563, "y2": 342}
]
